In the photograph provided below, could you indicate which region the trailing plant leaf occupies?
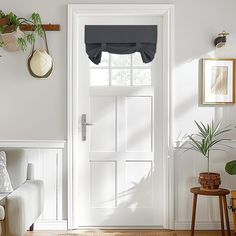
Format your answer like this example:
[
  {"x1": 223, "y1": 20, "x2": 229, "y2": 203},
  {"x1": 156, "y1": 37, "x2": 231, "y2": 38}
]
[
  {"x1": 26, "y1": 33, "x2": 35, "y2": 45},
  {"x1": 225, "y1": 160, "x2": 236, "y2": 175},
  {"x1": 31, "y1": 13, "x2": 44, "y2": 38},
  {"x1": 17, "y1": 37, "x2": 27, "y2": 51},
  {"x1": 0, "y1": 25, "x2": 3, "y2": 34},
  {"x1": 0, "y1": 10, "x2": 5, "y2": 18}
]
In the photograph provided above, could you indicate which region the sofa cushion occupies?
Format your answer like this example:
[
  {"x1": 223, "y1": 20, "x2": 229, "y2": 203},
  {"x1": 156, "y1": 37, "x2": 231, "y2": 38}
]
[
  {"x1": 5, "y1": 150, "x2": 28, "y2": 190},
  {"x1": 0, "y1": 151, "x2": 13, "y2": 193}
]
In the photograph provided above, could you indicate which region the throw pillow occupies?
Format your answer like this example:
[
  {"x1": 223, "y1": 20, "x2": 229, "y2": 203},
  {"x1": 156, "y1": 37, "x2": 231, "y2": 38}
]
[{"x1": 0, "y1": 151, "x2": 13, "y2": 193}]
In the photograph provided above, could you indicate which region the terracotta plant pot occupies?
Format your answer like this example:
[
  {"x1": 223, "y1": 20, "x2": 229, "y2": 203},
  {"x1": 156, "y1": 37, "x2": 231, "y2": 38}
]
[
  {"x1": 0, "y1": 28, "x2": 24, "y2": 52},
  {"x1": 198, "y1": 172, "x2": 221, "y2": 190},
  {"x1": 0, "y1": 17, "x2": 8, "y2": 26},
  {"x1": 231, "y1": 191, "x2": 236, "y2": 234}
]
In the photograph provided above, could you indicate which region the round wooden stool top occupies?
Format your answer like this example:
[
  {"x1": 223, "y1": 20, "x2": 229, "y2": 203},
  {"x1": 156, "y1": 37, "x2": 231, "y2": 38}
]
[{"x1": 190, "y1": 187, "x2": 230, "y2": 196}]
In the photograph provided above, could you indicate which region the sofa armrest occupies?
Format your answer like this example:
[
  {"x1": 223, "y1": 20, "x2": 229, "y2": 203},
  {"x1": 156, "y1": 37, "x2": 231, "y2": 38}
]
[
  {"x1": 0, "y1": 206, "x2": 4, "y2": 221},
  {"x1": 6, "y1": 180, "x2": 44, "y2": 236},
  {"x1": 27, "y1": 163, "x2": 34, "y2": 180}
]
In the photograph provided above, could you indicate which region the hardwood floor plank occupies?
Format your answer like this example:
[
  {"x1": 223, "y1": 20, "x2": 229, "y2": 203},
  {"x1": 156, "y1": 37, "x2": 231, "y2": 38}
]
[{"x1": 24, "y1": 230, "x2": 230, "y2": 236}]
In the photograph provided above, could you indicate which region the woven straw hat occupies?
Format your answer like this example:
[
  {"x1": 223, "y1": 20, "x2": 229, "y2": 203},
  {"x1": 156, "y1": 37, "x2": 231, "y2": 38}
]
[
  {"x1": 29, "y1": 50, "x2": 53, "y2": 78},
  {"x1": 28, "y1": 30, "x2": 53, "y2": 79}
]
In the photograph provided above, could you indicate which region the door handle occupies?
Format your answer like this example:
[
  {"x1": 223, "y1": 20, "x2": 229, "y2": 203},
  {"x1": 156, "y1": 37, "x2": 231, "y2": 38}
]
[
  {"x1": 82, "y1": 114, "x2": 94, "y2": 141},
  {"x1": 84, "y1": 123, "x2": 94, "y2": 126}
]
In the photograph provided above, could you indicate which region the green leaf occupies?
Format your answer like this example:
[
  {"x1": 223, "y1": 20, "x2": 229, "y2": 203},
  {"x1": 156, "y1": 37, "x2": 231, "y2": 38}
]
[
  {"x1": 0, "y1": 25, "x2": 4, "y2": 34},
  {"x1": 194, "y1": 121, "x2": 207, "y2": 137},
  {"x1": 26, "y1": 33, "x2": 35, "y2": 44},
  {"x1": 215, "y1": 129, "x2": 232, "y2": 136},
  {"x1": 17, "y1": 37, "x2": 27, "y2": 51},
  {"x1": 225, "y1": 160, "x2": 236, "y2": 175}
]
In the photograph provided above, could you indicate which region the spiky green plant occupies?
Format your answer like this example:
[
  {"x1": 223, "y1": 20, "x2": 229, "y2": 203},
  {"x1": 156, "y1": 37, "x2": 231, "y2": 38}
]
[{"x1": 187, "y1": 121, "x2": 231, "y2": 174}]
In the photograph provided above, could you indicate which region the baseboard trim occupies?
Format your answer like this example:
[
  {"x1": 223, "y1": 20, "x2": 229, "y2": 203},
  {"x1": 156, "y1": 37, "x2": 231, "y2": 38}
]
[
  {"x1": 175, "y1": 221, "x2": 234, "y2": 230},
  {"x1": 34, "y1": 220, "x2": 68, "y2": 230}
]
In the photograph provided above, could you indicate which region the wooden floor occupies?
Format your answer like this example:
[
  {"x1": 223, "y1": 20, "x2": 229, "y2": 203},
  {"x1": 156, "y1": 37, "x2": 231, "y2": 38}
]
[{"x1": 24, "y1": 230, "x2": 234, "y2": 236}]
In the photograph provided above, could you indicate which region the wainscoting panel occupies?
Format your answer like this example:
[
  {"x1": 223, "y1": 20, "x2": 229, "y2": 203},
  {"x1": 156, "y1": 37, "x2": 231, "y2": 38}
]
[
  {"x1": 0, "y1": 141, "x2": 67, "y2": 229},
  {"x1": 26, "y1": 149, "x2": 67, "y2": 224}
]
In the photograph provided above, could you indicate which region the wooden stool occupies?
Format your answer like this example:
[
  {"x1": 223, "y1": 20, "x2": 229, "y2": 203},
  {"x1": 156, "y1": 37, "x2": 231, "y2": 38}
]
[{"x1": 190, "y1": 187, "x2": 231, "y2": 236}]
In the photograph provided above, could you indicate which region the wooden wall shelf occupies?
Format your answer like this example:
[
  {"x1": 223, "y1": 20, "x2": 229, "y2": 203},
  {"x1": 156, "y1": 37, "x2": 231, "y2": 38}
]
[{"x1": 20, "y1": 24, "x2": 60, "y2": 31}]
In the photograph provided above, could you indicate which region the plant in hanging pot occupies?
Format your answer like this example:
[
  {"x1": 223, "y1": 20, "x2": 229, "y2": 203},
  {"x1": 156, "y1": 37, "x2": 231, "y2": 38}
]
[
  {"x1": 186, "y1": 121, "x2": 231, "y2": 190},
  {"x1": 0, "y1": 10, "x2": 44, "y2": 52}
]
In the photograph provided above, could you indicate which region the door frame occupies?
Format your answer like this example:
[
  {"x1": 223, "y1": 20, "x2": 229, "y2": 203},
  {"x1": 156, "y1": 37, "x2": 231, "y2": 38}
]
[{"x1": 67, "y1": 4, "x2": 175, "y2": 230}]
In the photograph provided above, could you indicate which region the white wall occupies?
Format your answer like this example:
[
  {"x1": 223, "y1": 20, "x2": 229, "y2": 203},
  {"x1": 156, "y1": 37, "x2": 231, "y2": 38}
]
[{"x1": 1, "y1": 0, "x2": 236, "y2": 229}]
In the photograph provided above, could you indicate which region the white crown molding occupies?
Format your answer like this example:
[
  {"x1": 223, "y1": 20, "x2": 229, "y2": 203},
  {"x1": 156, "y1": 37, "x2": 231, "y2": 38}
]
[{"x1": 0, "y1": 140, "x2": 66, "y2": 149}]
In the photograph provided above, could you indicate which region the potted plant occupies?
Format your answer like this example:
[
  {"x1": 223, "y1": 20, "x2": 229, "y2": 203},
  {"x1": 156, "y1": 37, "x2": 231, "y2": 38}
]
[
  {"x1": 225, "y1": 160, "x2": 236, "y2": 234},
  {"x1": 186, "y1": 121, "x2": 231, "y2": 190},
  {"x1": 0, "y1": 10, "x2": 44, "y2": 52}
]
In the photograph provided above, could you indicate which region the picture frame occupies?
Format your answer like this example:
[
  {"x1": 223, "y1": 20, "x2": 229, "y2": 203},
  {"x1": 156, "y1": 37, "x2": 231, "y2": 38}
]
[{"x1": 202, "y1": 58, "x2": 236, "y2": 104}]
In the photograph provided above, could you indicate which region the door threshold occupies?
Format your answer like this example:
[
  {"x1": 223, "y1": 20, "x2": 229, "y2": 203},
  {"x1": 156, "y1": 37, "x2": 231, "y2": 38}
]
[{"x1": 72, "y1": 226, "x2": 165, "y2": 230}]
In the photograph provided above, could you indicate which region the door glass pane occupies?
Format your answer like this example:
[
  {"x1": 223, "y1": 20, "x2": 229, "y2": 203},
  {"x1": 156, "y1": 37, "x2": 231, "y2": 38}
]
[
  {"x1": 90, "y1": 52, "x2": 109, "y2": 67},
  {"x1": 90, "y1": 69, "x2": 109, "y2": 86},
  {"x1": 133, "y1": 69, "x2": 151, "y2": 85},
  {"x1": 111, "y1": 54, "x2": 131, "y2": 67},
  {"x1": 111, "y1": 69, "x2": 131, "y2": 86},
  {"x1": 132, "y1": 52, "x2": 151, "y2": 67}
]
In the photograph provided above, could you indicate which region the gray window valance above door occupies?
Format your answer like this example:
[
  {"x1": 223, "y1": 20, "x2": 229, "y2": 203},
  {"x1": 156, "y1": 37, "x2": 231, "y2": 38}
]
[{"x1": 85, "y1": 25, "x2": 158, "y2": 65}]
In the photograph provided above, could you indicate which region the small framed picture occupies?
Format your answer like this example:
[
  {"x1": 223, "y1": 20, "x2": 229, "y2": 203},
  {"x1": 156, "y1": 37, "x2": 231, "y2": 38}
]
[{"x1": 202, "y1": 58, "x2": 235, "y2": 104}]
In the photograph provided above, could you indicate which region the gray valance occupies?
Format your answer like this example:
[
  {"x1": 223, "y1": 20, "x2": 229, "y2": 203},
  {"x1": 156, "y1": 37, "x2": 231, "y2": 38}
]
[{"x1": 85, "y1": 25, "x2": 158, "y2": 65}]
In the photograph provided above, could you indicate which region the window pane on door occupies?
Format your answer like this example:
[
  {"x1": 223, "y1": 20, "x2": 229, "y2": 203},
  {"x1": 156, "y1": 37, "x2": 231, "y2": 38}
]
[
  {"x1": 133, "y1": 69, "x2": 151, "y2": 85},
  {"x1": 111, "y1": 54, "x2": 131, "y2": 67},
  {"x1": 90, "y1": 69, "x2": 109, "y2": 86},
  {"x1": 111, "y1": 69, "x2": 131, "y2": 86}
]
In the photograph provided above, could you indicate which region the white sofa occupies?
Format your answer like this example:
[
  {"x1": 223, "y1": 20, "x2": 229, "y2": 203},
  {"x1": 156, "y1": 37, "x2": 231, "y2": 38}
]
[{"x1": 0, "y1": 150, "x2": 44, "y2": 236}]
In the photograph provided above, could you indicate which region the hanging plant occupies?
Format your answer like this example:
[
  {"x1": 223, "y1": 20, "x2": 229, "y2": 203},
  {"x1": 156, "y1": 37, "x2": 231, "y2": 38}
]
[{"x1": 0, "y1": 10, "x2": 44, "y2": 52}]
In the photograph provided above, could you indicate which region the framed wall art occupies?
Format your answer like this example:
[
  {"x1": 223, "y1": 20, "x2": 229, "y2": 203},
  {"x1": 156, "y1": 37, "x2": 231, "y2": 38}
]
[{"x1": 202, "y1": 58, "x2": 235, "y2": 104}]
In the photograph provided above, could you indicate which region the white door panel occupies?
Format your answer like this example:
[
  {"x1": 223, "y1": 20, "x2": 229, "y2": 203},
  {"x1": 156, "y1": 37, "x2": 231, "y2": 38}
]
[
  {"x1": 90, "y1": 161, "x2": 116, "y2": 208},
  {"x1": 126, "y1": 96, "x2": 153, "y2": 152},
  {"x1": 90, "y1": 97, "x2": 117, "y2": 152},
  {"x1": 75, "y1": 15, "x2": 163, "y2": 227}
]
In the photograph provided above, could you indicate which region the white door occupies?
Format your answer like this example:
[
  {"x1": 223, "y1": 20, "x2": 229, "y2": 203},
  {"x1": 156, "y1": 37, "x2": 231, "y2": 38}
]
[{"x1": 73, "y1": 15, "x2": 164, "y2": 228}]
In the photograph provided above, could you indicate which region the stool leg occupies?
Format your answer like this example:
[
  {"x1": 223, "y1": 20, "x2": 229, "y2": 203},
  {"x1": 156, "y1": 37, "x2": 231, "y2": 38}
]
[
  {"x1": 219, "y1": 196, "x2": 225, "y2": 236},
  {"x1": 191, "y1": 193, "x2": 198, "y2": 236},
  {"x1": 223, "y1": 195, "x2": 231, "y2": 236}
]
